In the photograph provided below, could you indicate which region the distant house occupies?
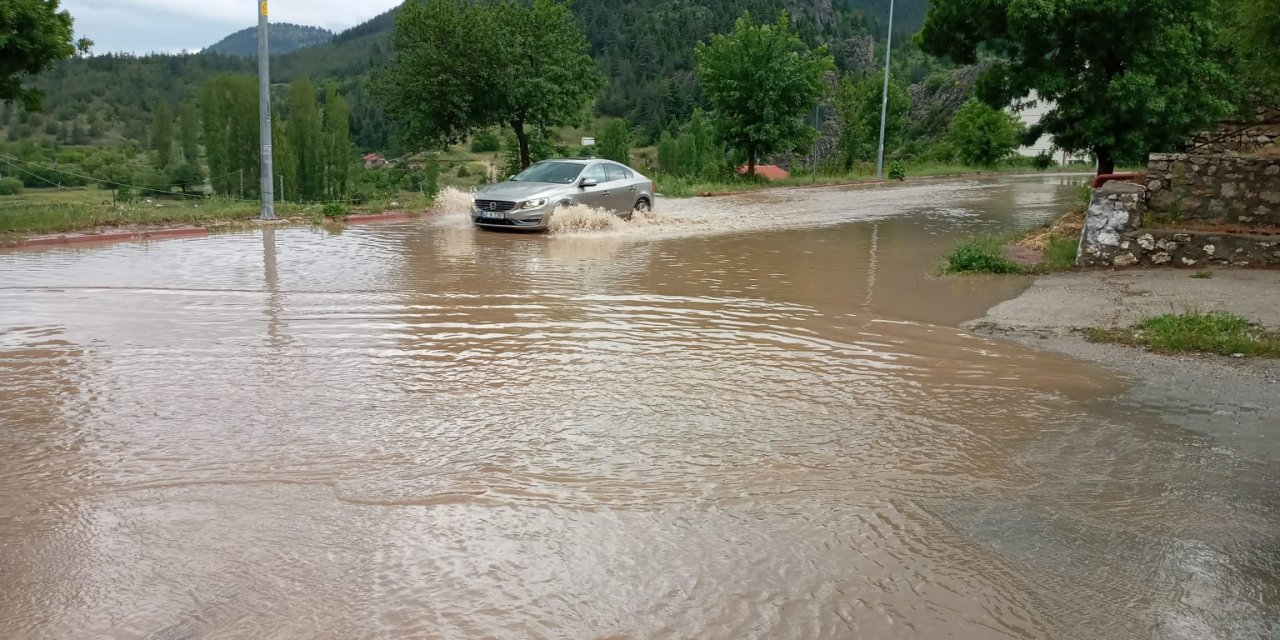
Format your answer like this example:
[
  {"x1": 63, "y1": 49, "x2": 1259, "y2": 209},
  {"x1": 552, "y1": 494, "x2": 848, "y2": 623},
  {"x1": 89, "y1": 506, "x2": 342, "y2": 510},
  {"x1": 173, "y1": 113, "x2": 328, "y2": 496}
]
[
  {"x1": 738, "y1": 164, "x2": 790, "y2": 181},
  {"x1": 1013, "y1": 91, "x2": 1091, "y2": 164},
  {"x1": 363, "y1": 153, "x2": 387, "y2": 169}
]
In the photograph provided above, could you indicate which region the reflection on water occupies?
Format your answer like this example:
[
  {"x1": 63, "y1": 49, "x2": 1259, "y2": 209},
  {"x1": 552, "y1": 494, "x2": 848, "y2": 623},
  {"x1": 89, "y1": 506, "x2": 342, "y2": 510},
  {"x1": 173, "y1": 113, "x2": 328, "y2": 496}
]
[{"x1": 1, "y1": 177, "x2": 1276, "y2": 639}]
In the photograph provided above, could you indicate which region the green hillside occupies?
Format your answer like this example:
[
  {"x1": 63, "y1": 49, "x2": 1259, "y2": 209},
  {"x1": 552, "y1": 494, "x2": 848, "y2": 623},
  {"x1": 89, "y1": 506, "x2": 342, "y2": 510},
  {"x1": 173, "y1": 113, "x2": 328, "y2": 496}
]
[
  {"x1": 5, "y1": 0, "x2": 930, "y2": 154},
  {"x1": 204, "y1": 23, "x2": 335, "y2": 57}
]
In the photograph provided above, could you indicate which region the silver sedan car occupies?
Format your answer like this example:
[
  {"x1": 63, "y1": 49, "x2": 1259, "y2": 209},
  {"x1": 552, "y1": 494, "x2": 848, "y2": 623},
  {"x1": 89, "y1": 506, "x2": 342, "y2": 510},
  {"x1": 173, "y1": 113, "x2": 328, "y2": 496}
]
[{"x1": 472, "y1": 159, "x2": 655, "y2": 231}]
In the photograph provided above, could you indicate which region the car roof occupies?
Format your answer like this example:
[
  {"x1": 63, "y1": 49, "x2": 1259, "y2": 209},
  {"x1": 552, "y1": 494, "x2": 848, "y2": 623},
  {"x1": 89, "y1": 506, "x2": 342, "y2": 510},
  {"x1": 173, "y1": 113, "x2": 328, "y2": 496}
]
[{"x1": 539, "y1": 158, "x2": 611, "y2": 165}]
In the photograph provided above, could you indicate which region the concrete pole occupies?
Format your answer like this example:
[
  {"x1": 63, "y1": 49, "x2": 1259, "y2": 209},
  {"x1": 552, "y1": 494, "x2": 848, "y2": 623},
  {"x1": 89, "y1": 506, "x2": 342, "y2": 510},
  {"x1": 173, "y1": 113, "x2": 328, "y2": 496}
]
[
  {"x1": 875, "y1": 0, "x2": 895, "y2": 181},
  {"x1": 258, "y1": 1, "x2": 275, "y2": 220}
]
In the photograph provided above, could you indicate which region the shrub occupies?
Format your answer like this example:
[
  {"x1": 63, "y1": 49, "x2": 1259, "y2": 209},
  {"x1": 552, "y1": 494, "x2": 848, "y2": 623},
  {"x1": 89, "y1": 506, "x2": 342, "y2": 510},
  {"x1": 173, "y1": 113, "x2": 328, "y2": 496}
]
[
  {"x1": 944, "y1": 236, "x2": 1023, "y2": 274},
  {"x1": 888, "y1": 160, "x2": 906, "y2": 181},
  {"x1": 470, "y1": 131, "x2": 500, "y2": 153},
  {"x1": 0, "y1": 177, "x2": 23, "y2": 196},
  {"x1": 947, "y1": 99, "x2": 1024, "y2": 167},
  {"x1": 1032, "y1": 151, "x2": 1055, "y2": 171},
  {"x1": 456, "y1": 164, "x2": 470, "y2": 178},
  {"x1": 322, "y1": 203, "x2": 347, "y2": 218}
]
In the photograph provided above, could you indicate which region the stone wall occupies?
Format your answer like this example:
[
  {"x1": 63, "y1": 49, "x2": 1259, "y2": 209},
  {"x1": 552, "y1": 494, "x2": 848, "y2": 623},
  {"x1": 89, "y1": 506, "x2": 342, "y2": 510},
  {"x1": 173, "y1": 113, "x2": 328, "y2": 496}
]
[
  {"x1": 1079, "y1": 182, "x2": 1148, "y2": 267},
  {"x1": 1146, "y1": 153, "x2": 1280, "y2": 226},
  {"x1": 1093, "y1": 230, "x2": 1280, "y2": 268},
  {"x1": 1079, "y1": 180, "x2": 1280, "y2": 268}
]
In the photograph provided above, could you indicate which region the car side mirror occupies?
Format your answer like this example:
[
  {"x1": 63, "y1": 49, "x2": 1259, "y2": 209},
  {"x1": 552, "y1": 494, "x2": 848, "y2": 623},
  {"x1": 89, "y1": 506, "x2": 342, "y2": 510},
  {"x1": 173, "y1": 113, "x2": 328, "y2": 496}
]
[{"x1": 579, "y1": 178, "x2": 598, "y2": 189}]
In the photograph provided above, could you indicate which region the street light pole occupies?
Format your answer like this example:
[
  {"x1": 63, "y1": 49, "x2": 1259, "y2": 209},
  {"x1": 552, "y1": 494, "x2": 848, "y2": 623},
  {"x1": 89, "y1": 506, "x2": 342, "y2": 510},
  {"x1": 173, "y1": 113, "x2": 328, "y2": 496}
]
[
  {"x1": 875, "y1": 0, "x2": 895, "y2": 181},
  {"x1": 258, "y1": 1, "x2": 276, "y2": 220}
]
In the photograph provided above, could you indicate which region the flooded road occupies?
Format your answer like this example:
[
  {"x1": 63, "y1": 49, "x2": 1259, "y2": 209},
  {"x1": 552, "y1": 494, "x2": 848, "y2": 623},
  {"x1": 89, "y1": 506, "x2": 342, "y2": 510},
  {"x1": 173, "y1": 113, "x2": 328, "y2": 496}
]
[{"x1": 1, "y1": 176, "x2": 1277, "y2": 639}]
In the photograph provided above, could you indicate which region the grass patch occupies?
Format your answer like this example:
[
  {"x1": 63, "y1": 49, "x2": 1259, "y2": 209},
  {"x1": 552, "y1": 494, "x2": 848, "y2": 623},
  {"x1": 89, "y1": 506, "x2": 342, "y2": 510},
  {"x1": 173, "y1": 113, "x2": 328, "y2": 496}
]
[
  {"x1": 1191, "y1": 270, "x2": 1214, "y2": 279},
  {"x1": 1040, "y1": 235, "x2": 1079, "y2": 271},
  {"x1": 943, "y1": 236, "x2": 1024, "y2": 274},
  {"x1": 1084, "y1": 311, "x2": 1280, "y2": 358}
]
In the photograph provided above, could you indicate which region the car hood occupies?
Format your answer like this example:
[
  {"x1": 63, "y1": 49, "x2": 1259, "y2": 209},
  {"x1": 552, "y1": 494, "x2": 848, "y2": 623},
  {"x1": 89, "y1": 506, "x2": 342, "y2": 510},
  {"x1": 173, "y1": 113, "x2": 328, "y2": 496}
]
[{"x1": 475, "y1": 181, "x2": 569, "y2": 202}]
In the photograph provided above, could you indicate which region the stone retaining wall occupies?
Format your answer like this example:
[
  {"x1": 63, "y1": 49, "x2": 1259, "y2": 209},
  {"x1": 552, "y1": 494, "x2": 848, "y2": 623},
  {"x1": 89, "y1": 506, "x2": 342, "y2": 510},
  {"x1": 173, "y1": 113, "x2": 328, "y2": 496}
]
[
  {"x1": 1146, "y1": 153, "x2": 1280, "y2": 226},
  {"x1": 1095, "y1": 230, "x2": 1280, "y2": 268},
  {"x1": 1078, "y1": 180, "x2": 1280, "y2": 268}
]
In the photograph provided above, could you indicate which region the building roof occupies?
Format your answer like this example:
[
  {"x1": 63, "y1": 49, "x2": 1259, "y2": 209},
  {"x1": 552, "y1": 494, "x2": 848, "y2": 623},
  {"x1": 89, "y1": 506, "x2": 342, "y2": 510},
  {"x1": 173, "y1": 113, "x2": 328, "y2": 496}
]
[{"x1": 739, "y1": 164, "x2": 790, "y2": 181}]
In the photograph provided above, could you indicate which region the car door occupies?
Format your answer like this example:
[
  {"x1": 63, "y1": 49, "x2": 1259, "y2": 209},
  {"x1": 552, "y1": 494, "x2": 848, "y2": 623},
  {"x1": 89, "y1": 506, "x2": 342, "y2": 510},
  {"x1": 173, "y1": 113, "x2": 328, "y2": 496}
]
[
  {"x1": 603, "y1": 163, "x2": 637, "y2": 213},
  {"x1": 576, "y1": 163, "x2": 611, "y2": 210}
]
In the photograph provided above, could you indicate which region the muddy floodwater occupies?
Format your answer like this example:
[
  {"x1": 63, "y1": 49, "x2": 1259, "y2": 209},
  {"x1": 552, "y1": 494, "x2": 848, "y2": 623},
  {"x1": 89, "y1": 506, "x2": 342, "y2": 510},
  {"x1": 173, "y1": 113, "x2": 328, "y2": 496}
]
[{"x1": 1, "y1": 177, "x2": 1277, "y2": 639}]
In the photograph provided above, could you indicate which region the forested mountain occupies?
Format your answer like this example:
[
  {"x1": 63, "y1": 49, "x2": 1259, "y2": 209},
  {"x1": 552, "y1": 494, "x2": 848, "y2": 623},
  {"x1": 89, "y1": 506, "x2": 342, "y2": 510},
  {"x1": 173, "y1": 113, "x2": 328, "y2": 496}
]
[
  {"x1": 6, "y1": 0, "x2": 929, "y2": 153},
  {"x1": 204, "y1": 24, "x2": 335, "y2": 57}
]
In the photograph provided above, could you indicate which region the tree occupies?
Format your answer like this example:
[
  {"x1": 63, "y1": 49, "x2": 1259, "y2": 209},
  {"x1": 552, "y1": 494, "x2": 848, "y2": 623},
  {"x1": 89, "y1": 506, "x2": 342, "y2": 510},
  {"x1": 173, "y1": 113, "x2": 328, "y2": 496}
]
[
  {"x1": 597, "y1": 118, "x2": 630, "y2": 165},
  {"x1": 178, "y1": 101, "x2": 199, "y2": 164},
  {"x1": 199, "y1": 74, "x2": 259, "y2": 197},
  {"x1": 947, "y1": 99, "x2": 1023, "y2": 168},
  {"x1": 323, "y1": 85, "x2": 352, "y2": 200},
  {"x1": 657, "y1": 131, "x2": 678, "y2": 175},
  {"x1": 286, "y1": 77, "x2": 323, "y2": 201},
  {"x1": 1223, "y1": 0, "x2": 1280, "y2": 96},
  {"x1": 834, "y1": 72, "x2": 909, "y2": 170},
  {"x1": 695, "y1": 11, "x2": 833, "y2": 177},
  {"x1": 0, "y1": 0, "x2": 92, "y2": 110},
  {"x1": 919, "y1": 0, "x2": 1239, "y2": 175},
  {"x1": 70, "y1": 120, "x2": 87, "y2": 145},
  {"x1": 373, "y1": 0, "x2": 602, "y2": 169},
  {"x1": 686, "y1": 108, "x2": 724, "y2": 179},
  {"x1": 168, "y1": 162, "x2": 204, "y2": 194},
  {"x1": 151, "y1": 101, "x2": 174, "y2": 169}
]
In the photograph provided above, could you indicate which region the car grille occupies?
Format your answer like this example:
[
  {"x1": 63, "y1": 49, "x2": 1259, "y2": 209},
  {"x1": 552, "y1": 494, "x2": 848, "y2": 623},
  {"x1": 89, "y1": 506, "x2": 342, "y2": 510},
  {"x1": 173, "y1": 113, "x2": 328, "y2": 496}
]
[{"x1": 474, "y1": 199, "x2": 517, "y2": 212}]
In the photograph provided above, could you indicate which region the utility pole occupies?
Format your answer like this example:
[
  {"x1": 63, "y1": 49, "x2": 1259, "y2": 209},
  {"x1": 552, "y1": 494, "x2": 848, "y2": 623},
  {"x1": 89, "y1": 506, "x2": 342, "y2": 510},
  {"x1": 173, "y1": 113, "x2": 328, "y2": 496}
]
[
  {"x1": 258, "y1": 1, "x2": 276, "y2": 220},
  {"x1": 875, "y1": 0, "x2": 895, "y2": 181}
]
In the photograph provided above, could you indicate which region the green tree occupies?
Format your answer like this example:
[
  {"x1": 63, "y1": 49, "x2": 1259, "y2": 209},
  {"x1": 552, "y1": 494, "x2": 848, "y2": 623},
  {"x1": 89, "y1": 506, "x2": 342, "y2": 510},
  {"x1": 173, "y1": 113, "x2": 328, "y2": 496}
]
[
  {"x1": 597, "y1": 118, "x2": 630, "y2": 165},
  {"x1": 168, "y1": 162, "x2": 204, "y2": 194},
  {"x1": 178, "y1": 101, "x2": 199, "y2": 164},
  {"x1": 919, "y1": 0, "x2": 1239, "y2": 175},
  {"x1": 373, "y1": 0, "x2": 602, "y2": 169},
  {"x1": 286, "y1": 77, "x2": 323, "y2": 201},
  {"x1": 0, "y1": 0, "x2": 91, "y2": 110},
  {"x1": 656, "y1": 131, "x2": 678, "y2": 175},
  {"x1": 833, "y1": 73, "x2": 909, "y2": 170},
  {"x1": 151, "y1": 101, "x2": 173, "y2": 169},
  {"x1": 70, "y1": 120, "x2": 87, "y2": 145},
  {"x1": 695, "y1": 11, "x2": 834, "y2": 177},
  {"x1": 199, "y1": 74, "x2": 258, "y2": 197},
  {"x1": 946, "y1": 99, "x2": 1023, "y2": 168},
  {"x1": 323, "y1": 85, "x2": 351, "y2": 200},
  {"x1": 1223, "y1": 0, "x2": 1280, "y2": 95},
  {"x1": 686, "y1": 108, "x2": 723, "y2": 179}
]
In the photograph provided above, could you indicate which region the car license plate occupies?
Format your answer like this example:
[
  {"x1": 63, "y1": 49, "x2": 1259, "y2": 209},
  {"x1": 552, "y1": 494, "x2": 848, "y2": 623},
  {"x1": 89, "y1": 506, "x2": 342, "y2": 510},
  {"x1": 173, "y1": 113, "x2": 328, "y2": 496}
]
[{"x1": 481, "y1": 211, "x2": 504, "y2": 219}]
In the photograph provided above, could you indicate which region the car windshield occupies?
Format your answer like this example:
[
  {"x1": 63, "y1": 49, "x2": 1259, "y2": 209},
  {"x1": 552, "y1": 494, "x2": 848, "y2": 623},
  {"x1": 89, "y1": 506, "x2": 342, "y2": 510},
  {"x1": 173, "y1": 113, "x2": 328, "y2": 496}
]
[{"x1": 511, "y1": 161, "x2": 584, "y2": 184}]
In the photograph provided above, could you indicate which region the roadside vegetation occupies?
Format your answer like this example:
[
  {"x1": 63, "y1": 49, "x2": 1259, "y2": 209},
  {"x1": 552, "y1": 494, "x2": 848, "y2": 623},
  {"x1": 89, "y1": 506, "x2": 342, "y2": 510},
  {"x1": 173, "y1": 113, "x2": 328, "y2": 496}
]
[
  {"x1": 0, "y1": 187, "x2": 427, "y2": 242},
  {"x1": 1084, "y1": 312, "x2": 1280, "y2": 358},
  {"x1": 942, "y1": 236, "x2": 1024, "y2": 274}
]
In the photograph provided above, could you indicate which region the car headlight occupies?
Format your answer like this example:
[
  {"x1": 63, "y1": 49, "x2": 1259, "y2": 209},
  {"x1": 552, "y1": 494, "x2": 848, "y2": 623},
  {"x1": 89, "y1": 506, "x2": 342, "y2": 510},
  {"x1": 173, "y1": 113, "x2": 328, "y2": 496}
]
[{"x1": 520, "y1": 198, "x2": 548, "y2": 210}]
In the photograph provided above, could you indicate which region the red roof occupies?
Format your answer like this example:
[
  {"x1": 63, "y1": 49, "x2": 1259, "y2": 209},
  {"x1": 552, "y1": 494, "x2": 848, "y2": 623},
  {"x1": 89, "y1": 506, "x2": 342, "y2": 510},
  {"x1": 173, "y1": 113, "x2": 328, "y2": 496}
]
[{"x1": 738, "y1": 164, "x2": 790, "y2": 181}]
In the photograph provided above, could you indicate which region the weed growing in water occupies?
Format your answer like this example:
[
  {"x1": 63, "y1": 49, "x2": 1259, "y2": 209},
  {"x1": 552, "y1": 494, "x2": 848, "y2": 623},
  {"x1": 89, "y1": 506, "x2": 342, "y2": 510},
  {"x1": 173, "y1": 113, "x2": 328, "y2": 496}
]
[{"x1": 944, "y1": 236, "x2": 1023, "y2": 274}]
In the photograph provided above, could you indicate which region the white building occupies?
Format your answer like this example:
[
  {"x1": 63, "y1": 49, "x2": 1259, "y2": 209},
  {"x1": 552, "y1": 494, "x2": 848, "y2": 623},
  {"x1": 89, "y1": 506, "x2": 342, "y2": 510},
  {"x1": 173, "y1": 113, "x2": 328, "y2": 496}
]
[{"x1": 1012, "y1": 91, "x2": 1092, "y2": 164}]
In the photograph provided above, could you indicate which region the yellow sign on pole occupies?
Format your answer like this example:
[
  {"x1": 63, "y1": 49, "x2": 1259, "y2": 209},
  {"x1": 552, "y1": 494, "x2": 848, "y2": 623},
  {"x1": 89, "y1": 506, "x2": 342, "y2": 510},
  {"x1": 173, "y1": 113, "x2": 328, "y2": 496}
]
[{"x1": 261, "y1": 1, "x2": 268, "y2": 17}]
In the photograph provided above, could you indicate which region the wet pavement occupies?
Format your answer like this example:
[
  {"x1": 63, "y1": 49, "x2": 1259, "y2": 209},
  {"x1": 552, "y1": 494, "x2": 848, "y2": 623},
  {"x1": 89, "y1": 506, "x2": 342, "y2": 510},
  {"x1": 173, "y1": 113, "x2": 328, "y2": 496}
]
[{"x1": 1, "y1": 176, "x2": 1277, "y2": 639}]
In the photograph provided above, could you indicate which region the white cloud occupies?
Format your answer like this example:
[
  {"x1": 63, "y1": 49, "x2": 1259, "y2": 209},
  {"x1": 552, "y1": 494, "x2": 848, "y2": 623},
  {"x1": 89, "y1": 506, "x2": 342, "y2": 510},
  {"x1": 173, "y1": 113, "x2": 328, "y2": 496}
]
[{"x1": 63, "y1": 0, "x2": 402, "y2": 54}]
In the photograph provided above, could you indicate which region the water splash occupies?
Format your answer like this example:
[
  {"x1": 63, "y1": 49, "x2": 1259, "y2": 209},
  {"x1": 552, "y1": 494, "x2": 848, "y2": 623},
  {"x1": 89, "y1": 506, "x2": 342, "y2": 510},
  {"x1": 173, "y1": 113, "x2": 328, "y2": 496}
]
[{"x1": 430, "y1": 186, "x2": 476, "y2": 229}]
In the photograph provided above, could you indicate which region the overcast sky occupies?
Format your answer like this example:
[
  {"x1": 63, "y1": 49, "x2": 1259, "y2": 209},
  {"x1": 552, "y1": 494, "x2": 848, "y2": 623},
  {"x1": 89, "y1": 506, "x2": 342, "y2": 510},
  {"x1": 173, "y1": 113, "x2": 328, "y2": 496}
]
[{"x1": 63, "y1": 0, "x2": 403, "y2": 55}]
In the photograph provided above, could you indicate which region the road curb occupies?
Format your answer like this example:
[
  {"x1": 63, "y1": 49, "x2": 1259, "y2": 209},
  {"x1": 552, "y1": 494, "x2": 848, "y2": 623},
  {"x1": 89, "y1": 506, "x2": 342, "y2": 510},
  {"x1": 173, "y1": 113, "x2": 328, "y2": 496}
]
[{"x1": 7, "y1": 226, "x2": 210, "y2": 249}]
